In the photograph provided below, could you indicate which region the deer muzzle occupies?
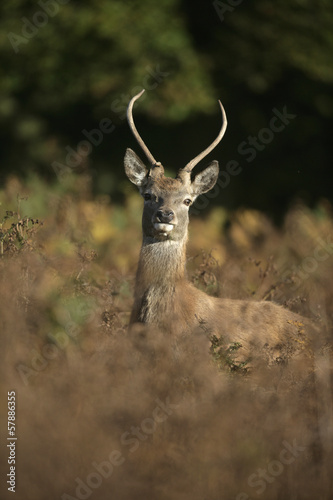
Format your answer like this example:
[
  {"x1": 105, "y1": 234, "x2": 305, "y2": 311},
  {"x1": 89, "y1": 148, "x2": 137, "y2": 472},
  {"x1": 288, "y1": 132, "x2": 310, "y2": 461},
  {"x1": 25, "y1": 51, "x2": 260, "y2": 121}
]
[
  {"x1": 156, "y1": 210, "x2": 174, "y2": 223},
  {"x1": 154, "y1": 210, "x2": 175, "y2": 236}
]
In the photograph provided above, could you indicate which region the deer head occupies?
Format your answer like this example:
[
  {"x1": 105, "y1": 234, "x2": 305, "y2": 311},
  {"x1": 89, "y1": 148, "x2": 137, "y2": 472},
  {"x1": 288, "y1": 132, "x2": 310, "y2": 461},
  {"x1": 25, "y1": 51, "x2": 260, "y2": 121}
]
[{"x1": 124, "y1": 90, "x2": 227, "y2": 243}]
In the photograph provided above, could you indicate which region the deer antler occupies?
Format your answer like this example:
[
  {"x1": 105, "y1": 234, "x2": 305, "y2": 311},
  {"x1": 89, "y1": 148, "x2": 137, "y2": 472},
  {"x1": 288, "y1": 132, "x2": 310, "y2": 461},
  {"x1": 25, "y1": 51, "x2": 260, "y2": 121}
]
[
  {"x1": 178, "y1": 100, "x2": 227, "y2": 179},
  {"x1": 127, "y1": 90, "x2": 226, "y2": 181},
  {"x1": 127, "y1": 89, "x2": 163, "y2": 173}
]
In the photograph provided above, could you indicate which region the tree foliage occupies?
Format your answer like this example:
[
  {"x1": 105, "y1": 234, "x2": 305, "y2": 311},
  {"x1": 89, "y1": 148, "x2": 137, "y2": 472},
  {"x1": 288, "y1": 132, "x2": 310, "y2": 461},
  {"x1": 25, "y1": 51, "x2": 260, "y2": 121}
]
[{"x1": 0, "y1": 0, "x2": 332, "y2": 215}]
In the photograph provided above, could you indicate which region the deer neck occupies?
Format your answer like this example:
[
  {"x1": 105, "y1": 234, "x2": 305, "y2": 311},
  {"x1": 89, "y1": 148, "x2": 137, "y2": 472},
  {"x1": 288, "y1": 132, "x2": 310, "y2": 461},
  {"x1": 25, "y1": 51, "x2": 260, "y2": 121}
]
[{"x1": 135, "y1": 235, "x2": 188, "y2": 296}]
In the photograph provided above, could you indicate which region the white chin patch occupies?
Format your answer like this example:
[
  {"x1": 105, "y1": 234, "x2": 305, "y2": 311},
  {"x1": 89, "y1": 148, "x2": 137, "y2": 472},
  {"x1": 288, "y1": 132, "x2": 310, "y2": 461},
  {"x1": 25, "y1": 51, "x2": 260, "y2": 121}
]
[{"x1": 154, "y1": 223, "x2": 174, "y2": 235}]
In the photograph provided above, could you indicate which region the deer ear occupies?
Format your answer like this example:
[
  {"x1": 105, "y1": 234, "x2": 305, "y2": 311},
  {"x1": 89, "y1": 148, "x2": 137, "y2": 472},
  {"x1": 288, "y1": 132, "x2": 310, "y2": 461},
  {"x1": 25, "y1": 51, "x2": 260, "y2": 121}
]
[
  {"x1": 191, "y1": 161, "x2": 219, "y2": 195},
  {"x1": 124, "y1": 148, "x2": 148, "y2": 186}
]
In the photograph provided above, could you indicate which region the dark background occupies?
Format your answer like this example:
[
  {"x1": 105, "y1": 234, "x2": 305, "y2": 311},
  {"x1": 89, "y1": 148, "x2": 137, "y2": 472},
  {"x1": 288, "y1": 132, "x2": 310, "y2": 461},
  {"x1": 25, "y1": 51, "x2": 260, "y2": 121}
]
[{"x1": 1, "y1": 0, "x2": 332, "y2": 220}]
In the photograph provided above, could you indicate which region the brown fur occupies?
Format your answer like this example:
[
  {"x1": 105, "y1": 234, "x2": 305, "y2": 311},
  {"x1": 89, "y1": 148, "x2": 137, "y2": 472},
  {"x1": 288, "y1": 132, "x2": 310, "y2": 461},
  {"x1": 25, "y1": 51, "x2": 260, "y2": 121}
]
[{"x1": 130, "y1": 228, "x2": 313, "y2": 364}]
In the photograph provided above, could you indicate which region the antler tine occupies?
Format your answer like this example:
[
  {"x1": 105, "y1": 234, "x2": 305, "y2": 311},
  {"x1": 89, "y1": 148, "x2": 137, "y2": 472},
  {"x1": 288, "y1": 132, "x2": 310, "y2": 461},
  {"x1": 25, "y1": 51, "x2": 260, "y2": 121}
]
[
  {"x1": 182, "y1": 100, "x2": 227, "y2": 173},
  {"x1": 127, "y1": 89, "x2": 159, "y2": 166}
]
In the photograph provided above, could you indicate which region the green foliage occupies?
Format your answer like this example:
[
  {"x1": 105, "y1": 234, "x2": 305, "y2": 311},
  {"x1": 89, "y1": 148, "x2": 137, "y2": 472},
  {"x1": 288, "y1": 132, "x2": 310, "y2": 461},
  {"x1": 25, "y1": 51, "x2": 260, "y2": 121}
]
[
  {"x1": 210, "y1": 335, "x2": 250, "y2": 374},
  {"x1": 0, "y1": 199, "x2": 42, "y2": 255},
  {"x1": 0, "y1": 0, "x2": 332, "y2": 217},
  {"x1": 212, "y1": 0, "x2": 333, "y2": 88},
  {"x1": 0, "y1": 0, "x2": 214, "y2": 119}
]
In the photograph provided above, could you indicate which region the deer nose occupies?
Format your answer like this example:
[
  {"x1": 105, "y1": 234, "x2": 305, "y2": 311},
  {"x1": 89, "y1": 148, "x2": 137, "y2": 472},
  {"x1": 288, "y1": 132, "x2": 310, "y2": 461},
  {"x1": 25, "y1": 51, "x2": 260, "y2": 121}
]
[{"x1": 156, "y1": 209, "x2": 174, "y2": 223}]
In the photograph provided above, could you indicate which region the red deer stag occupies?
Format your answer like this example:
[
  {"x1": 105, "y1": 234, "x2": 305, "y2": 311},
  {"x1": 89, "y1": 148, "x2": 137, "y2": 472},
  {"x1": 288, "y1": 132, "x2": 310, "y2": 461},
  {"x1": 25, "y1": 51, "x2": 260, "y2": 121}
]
[{"x1": 124, "y1": 89, "x2": 314, "y2": 363}]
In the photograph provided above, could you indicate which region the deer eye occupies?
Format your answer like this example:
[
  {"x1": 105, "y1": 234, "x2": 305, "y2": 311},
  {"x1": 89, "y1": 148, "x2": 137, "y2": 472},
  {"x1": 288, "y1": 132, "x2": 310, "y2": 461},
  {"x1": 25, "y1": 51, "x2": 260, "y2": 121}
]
[
  {"x1": 143, "y1": 193, "x2": 151, "y2": 201},
  {"x1": 183, "y1": 198, "x2": 192, "y2": 206}
]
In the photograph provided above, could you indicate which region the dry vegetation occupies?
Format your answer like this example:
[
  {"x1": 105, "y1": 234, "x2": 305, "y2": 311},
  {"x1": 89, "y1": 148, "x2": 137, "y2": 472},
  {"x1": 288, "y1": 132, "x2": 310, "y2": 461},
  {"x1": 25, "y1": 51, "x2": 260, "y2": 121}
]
[{"x1": 1, "y1": 174, "x2": 333, "y2": 500}]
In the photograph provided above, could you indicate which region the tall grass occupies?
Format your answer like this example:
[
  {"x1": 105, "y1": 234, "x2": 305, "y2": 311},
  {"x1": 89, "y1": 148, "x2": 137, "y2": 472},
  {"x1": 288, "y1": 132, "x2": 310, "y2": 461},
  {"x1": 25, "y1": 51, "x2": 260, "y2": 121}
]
[{"x1": 1, "y1": 175, "x2": 332, "y2": 500}]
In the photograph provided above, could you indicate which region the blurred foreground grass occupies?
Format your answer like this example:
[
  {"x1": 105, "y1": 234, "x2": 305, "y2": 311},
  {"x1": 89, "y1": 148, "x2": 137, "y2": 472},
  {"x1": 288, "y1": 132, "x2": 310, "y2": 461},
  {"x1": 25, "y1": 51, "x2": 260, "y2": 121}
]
[{"x1": 1, "y1": 174, "x2": 332, "y2": 500}]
